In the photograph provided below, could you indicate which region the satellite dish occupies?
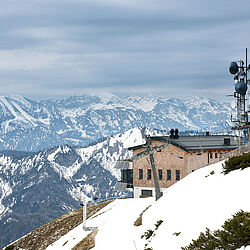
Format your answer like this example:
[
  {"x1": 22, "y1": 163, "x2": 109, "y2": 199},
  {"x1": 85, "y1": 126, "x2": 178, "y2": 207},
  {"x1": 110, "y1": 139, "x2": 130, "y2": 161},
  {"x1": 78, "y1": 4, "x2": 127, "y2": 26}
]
[
  {"x1": 229, "y1": 61, "x2": 239, "y2": 75},
  {"x1": 235, "y1": 80, "x2": 248, "y2": 95}
]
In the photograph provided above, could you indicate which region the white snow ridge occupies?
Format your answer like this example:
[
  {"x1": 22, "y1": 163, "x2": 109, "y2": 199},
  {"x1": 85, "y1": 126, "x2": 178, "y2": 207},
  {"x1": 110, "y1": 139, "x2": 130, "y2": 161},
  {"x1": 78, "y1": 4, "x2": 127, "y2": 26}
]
[{"x1": 47, "y1": 160, "x2": 250, "y2": 250}]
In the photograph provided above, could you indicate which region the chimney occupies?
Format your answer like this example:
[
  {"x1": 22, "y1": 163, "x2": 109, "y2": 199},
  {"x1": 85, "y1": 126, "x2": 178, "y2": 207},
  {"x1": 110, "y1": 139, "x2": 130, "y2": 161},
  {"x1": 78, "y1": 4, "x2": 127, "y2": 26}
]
[
  {"x1": 170, "y1": 129, "x2": 174, "y2": 138},
  {"x1": 170, "y1": 128, "x2": 179, "y2": 139},
  {"x1": 174, "y1": 128, "x2": 179, "y2": 139}
]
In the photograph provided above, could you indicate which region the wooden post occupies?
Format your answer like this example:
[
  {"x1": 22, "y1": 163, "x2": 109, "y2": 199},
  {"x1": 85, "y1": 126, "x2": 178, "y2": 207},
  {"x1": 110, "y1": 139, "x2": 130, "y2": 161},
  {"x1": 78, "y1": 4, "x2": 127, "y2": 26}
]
[{"x1": 146, "y1": 135, "x2": 162, "y2": 201}]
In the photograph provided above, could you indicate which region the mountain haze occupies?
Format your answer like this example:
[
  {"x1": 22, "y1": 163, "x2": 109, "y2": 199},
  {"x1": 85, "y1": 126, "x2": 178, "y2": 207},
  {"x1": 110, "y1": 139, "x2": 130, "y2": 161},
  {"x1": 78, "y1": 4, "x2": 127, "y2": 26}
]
[{"x1": 0, "y1": 94, "x2": 233, "y2": 151}]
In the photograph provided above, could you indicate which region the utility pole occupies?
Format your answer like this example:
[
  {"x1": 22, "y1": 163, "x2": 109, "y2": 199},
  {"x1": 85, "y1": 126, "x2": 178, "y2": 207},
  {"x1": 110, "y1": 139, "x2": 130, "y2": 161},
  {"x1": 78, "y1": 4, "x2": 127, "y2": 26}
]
[
  {"x1": 118, "y1": 134, "x2": 168, "y2": 201},
  {"x1": 146, "y1": 135, "x2": 162, "y2": 201}
]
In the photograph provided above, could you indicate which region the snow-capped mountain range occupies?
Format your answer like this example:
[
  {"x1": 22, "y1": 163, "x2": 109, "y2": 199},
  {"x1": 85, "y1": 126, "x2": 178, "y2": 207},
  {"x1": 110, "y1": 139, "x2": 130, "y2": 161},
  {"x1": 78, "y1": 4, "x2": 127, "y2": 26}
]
[
  {"x1": 0, "y1": 128, "x2": 145, "y2": 248},
  {"x1": 0, "y1": 93, "x2": 236, "y2": 247},
  {"x1": 0, "y1": 94, "x2": 233, "y2": 151}
]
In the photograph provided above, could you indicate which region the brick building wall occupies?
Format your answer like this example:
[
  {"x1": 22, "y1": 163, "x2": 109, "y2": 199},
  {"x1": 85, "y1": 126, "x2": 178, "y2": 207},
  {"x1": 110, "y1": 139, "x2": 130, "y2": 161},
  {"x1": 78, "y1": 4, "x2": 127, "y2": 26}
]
[
  {"x1": 132, "y1": 139, "x2": 235, "y2": 197},
  {"x1": 185, "y1": 150, "x2": 229, "y2": 173},
  {"x1": 133, "y1": 140, "x2": 187, "y2": 189}
]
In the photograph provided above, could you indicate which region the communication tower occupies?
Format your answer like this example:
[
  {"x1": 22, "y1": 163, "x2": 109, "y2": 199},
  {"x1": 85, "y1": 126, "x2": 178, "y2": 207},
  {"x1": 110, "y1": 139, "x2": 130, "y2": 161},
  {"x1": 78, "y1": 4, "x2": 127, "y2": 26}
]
[{"x1": 229, "y1": 48, "x2": 250, "y2": 144}]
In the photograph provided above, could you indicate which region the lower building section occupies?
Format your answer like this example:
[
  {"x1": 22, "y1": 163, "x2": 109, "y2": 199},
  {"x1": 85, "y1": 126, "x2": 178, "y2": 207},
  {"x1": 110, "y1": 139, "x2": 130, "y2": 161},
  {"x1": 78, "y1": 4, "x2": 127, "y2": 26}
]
[
  {"x1": 115, "y1": 169, "x2": 133, "y2": 191},
  {"x1": 118, "y1": 134, "x2": 239, "y2": 198},
  {"x1": 134, "y1": 186, "x2": 167, "y2": 198}
]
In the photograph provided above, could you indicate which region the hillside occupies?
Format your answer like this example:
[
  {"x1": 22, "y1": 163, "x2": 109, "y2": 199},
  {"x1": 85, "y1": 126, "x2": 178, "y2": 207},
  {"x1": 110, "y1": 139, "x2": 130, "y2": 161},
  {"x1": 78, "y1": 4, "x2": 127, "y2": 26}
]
[
  {"x1": 4, "y1": 200, "x2": 113, "y2": 250},
  {"x1": 0, "y1": 94, "x2": 233, "y2": 151},
  {"x1": 0, "y1": 128, "x2": 146, "y2": 248},
  {"x1": 41, "y1": 157, "x2": 250, "y2": 250}
]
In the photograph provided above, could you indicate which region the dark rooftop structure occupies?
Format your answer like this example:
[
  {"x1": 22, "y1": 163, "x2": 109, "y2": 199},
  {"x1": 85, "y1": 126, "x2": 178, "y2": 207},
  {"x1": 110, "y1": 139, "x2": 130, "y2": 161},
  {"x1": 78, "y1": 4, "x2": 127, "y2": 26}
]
[{"x1": 128, "y1": 135, "x2": 240, "y2": 152}]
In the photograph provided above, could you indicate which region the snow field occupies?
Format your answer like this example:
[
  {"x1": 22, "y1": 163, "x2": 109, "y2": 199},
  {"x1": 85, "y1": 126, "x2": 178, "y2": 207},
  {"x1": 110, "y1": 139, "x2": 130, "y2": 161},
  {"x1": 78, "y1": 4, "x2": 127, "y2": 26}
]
[
  {"x1": 93, "y1": 198, "x2": 153, "y2": 250},
  {"x1": 46, "y1": 198, "x2": 153, "y2": 250},
  {"x1": 140, "y1": 161, "x2": 250, "y2": 250},
  {"x1": 47, "y1": 160, "x2": 250, "y2": 250}
]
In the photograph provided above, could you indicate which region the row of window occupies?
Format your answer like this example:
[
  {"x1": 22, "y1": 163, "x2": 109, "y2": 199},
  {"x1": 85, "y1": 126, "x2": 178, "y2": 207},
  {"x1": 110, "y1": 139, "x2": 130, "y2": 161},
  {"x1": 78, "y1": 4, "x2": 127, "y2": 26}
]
[
  {"x1": 196, "y1": 152, "x2": 222, "y2": 157},
  {"x1": 139, "y1": 169, "x2": 180, "y2": 181},
  {"x1": 210, "y1": 152, "x2": 219, "y2": 159}
]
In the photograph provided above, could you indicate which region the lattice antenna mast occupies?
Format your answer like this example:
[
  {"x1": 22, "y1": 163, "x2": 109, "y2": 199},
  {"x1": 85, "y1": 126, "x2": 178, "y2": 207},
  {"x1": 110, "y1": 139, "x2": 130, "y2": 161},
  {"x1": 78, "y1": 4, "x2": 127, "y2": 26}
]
[{"x1": 229, "y1": 48, "x2": 250, "y2": 143}]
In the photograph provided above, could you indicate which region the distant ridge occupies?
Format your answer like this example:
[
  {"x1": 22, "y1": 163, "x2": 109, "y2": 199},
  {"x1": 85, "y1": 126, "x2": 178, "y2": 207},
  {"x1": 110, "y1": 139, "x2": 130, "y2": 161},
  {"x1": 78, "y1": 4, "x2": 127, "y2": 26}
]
[{"x1": 0, "y1": 94, "x2": 233, "y2": 151}]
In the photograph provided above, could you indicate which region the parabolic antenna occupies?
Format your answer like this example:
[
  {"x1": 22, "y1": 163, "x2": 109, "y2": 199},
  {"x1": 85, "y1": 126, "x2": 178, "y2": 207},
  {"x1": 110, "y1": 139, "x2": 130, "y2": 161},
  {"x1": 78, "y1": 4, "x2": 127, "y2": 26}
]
[
  {"x1": 235, "y1": 80, "x2": 248, "y2": 95},
  {"x1": 229, "y1": 61, "x2": 239, "y2": 75}
]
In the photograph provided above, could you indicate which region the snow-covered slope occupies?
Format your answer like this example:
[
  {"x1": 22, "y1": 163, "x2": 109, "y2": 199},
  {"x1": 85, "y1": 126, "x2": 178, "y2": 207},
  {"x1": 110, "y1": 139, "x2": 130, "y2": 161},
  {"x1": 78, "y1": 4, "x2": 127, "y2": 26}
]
[
  {"x1": 0, "y1": 94, "x2": 233, "y2": 151},
  {"x1": 47, "y1": 160, "x2": 250, "y2": 250},
  {"x1": 0, "y1": 128, "x2": 145, "y2": 248}
]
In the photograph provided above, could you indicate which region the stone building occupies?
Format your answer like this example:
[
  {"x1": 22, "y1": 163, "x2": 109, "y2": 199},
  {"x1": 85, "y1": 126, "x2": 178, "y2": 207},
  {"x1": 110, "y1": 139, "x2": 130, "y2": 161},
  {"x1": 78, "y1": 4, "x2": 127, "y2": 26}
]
[{"x1": 117, "y1": 132, "x2": 239, "y2": 198}]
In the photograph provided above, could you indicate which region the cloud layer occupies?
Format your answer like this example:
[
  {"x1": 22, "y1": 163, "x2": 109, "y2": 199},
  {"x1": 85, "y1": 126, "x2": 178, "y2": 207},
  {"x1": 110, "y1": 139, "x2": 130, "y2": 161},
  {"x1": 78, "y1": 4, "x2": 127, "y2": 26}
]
[{"x1": 0, "y1": 0, "x2": 250, "y2": 100}]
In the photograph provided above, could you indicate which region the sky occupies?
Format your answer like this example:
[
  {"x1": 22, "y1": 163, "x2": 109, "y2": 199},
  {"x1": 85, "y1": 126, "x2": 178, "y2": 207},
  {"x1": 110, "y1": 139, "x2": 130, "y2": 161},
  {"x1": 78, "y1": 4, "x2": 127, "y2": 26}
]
[{"x1": 0, "y1": 0, "x2": 250, "y2": 101}]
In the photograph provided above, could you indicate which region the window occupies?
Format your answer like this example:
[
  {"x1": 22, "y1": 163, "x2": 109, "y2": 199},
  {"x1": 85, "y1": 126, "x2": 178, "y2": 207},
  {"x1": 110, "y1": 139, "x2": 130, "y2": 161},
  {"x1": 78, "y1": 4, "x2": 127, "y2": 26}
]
[
  {"x1": 158, "y1": 169, "x2": 163, "y2": 180},
  {"x1": 224, "y1": 138, "x2": 230, "y2": 145},
  {"x1": 167, "y1": 170, "x2": 171, "y2": 180},
  {"x1": 210, "y1": 152, "x2": 213, "y2": 158},
  {"x1": 121, "y1": 169, "x2": 133, "y2": 184},
  {"x1": 147, "y1": 169, "x2": 152, "y2": 180},
  {"x1": 139, "y1": 169, "x2": 143, "y2": 180},
  {"x1": 215, "y1": 152, "x2": 218, "y2": 158},
  {"x1": 176, "y1": 170, "x2": 180, "y2": 181},
  {"x1": 141, "y1": 189, "x2": 153, "y2": 197}
]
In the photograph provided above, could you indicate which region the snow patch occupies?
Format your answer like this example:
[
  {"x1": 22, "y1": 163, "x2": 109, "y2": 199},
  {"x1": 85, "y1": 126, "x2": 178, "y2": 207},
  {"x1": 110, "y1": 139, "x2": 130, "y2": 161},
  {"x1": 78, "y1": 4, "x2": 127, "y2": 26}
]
[{"x1": 0, "y1": 179, "x2": 12, "y2": 218}]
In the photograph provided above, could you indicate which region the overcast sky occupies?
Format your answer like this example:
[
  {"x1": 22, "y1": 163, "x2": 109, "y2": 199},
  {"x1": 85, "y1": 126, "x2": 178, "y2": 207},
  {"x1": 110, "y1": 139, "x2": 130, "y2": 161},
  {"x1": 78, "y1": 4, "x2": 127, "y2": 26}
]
[{"x1": 0, "y1": 0, "x2": 250, "y2": 101}]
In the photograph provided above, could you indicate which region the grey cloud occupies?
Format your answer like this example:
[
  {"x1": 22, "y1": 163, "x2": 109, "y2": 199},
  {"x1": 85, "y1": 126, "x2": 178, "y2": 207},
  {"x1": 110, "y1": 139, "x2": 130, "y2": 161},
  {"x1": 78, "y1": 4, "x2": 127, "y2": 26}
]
[{"x1": 0, "y1": 0, "x2": 250, "y2": 101}]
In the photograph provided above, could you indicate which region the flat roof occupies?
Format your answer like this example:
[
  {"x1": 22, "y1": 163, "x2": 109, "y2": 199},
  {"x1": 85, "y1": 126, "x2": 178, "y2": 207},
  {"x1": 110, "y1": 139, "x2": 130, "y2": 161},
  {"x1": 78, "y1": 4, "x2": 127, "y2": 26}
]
[{"x1": 128, "y1": 135, "x2": 240, "y2": 152}]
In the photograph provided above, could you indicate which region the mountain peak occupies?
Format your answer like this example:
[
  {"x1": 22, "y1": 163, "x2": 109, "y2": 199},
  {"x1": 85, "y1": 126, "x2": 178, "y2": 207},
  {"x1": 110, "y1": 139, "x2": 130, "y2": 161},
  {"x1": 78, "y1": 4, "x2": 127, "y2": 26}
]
[{"x1": 0, "y1": 94, "x2": 233, "y2": 152}]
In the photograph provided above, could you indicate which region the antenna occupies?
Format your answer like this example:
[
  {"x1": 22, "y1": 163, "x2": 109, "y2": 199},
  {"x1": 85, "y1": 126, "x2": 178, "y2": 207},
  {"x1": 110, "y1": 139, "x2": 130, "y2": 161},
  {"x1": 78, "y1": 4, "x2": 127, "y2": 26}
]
[{"x1": 229, "y1": 48, "x2": 250, "y2": 144}]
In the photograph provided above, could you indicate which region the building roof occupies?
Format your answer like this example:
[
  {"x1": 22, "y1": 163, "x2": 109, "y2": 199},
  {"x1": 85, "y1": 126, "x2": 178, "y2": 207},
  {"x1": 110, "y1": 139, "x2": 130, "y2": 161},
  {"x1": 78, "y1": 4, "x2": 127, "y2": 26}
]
[{"x1": 128, "y1": 135, "x2": 240, "y2": 152}]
